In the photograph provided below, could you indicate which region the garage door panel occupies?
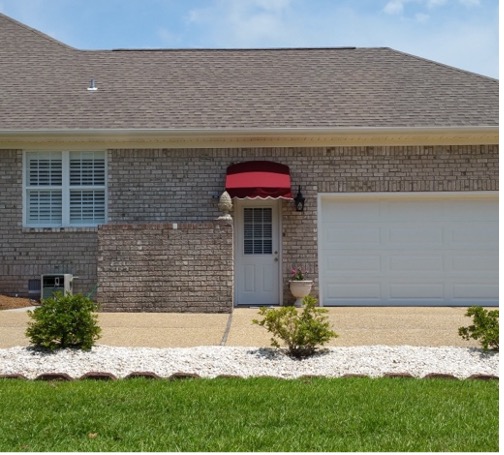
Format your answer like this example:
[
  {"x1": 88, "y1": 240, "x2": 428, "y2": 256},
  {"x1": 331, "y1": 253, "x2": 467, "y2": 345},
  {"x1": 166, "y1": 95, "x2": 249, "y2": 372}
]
[
  {"x1": 327, "y1": 254, "x2": 381, "y2": 272},
  {"x1": 384, "y1": 201, "x2": 445, "y2": 221},
  {"x1": 327, "y1": 282, "x2": 382, "y2": 300},
  {"x1": 319, "y1": 193, "x2": 498, "y2": 306},
  {"x1": 387, "y1": 226, "x2": 443, "y2": 246},
  {"x1": 448, "y1": 200, "x2": 498, "y2": 221},
  {"x1": 389, "y1": 255, "x2": 443, "y2": 272},
  {"x1": 323, "y1": 225, "x2": 380, "y2": 246},
  {"x1": 450, "y1": 254, "x2": 497, "y2": 272},
  {"x1": 449, "y1": 224, "x2": 498, "y2": 247},
  {"x1": 389, "y1": 283, "x2": 445, "y2": 300},
  {"x1": 452, "y1": 283, "x2": 499, "y2": 300},
  {"x1": 323, "y1": 201, "x2": 380, "y2": 222}
]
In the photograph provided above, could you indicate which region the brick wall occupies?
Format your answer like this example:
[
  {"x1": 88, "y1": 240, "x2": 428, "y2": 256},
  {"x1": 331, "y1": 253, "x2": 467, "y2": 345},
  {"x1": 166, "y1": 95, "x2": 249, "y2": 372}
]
[
  {"x1": 108, "y1": 149, "x2": 227, "y2": 222},
  {"x1": 0, "y1": 144, "x2": 498, "y2": 308},
  {"x1": 97, "y1": 221, "x2": 233, "y2": 312},
  {"x1": 279, "y1": 144, "x2": 499, "y2": 303},
  {"x1": 0, "y1": 150, "x2": 98, "y2": 298},
  {"x1": 107, "y1": 145, "x2": 497, "y2": 304}
]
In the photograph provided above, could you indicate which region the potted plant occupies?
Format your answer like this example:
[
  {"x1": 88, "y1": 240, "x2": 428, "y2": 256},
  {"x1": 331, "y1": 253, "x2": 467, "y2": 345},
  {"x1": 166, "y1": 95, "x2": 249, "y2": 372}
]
[{"x1": 289, "y1": 266, "x2": 313, "y2": 307}]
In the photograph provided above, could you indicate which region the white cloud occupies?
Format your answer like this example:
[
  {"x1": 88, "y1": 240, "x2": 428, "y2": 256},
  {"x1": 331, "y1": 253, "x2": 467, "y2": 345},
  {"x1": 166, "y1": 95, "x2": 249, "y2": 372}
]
[
  {"x1": 415, "y1": 12, "x2": 430, "y2": 22},
  {"x1": 426, "y1": 0, "x2": 447, "y2": 9},
  {"x1": 189, "y1": 0, "x2": 293, "y2": 22},
  {"x1": 383, "y1": 0, "x2": 406, "y2": 15},
  {"x1": 157, "y1": 27, "x2": 181, "y2": 47},
  {"x1": 458, "y1": 0, "x2": 480, "y2": 6},
  {"x1": 377, "y1": 0, "x2": 498, "y2": 77},
  {"x1": 252, "y1": 0, "x2": 292, "y2": 12},
  {"x1": 384, "y1": 0, "x2": 481, "y2": 17},
  {"x1": 187, "y1": 0, "x2": 294, "y2": 47},
  {"x1": 187, "y1": 6, "x2": 212, "y2": 23}
]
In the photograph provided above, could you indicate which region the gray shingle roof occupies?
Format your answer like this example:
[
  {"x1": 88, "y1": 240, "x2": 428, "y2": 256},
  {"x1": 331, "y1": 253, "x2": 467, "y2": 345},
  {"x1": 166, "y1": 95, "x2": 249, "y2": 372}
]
[{"x1": 0, "y1": 12, "x2": 498, "y2": 131}]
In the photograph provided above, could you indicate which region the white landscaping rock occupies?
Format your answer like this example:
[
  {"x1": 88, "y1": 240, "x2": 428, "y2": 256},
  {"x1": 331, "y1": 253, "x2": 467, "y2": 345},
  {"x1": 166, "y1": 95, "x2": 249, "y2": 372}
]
[{"x1": 0, "y1": 345, "x2": 498, "y2": 380}]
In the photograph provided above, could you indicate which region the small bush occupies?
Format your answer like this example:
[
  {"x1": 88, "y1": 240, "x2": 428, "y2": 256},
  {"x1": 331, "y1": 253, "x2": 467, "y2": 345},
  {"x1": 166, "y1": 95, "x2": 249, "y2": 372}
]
[
  {"x1": 26, "y1": 292, "x2": 101, "y2": 351},
  {"x1": 252, "y1": 296, "x2": 338, "y2": 358},
  {"x1": 458, "y1": 306, "x2": 499, "y2": 352}
]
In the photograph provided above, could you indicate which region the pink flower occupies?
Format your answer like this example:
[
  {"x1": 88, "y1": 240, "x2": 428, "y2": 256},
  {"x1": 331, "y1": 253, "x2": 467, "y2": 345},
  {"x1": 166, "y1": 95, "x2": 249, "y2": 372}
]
[{"x1": 291, "y1": 266, "x2": 307, "y2": 281}]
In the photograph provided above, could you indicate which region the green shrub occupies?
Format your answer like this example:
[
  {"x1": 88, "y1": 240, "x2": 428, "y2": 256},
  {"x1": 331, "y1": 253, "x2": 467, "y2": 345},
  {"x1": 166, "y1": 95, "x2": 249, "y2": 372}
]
[
  {"x1": 252, "y1": 296, "x2": 338, "y2": 358},
  {"x1": 458, "y1": 306, "x2": 499, "y2": 352},
  {"x1": 26, "y1": 292, "x2": 101, "y2": 351}
]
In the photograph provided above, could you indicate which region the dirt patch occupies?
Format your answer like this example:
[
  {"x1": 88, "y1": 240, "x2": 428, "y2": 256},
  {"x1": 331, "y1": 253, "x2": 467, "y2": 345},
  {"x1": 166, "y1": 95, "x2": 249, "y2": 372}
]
[{"x1": 0, "y1": 295, "x2": 38, "y2": 310}]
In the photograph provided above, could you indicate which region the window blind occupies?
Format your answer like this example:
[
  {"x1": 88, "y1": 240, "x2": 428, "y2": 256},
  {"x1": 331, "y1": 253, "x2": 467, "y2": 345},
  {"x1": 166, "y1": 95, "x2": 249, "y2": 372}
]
[{"x1": 24, "y1": 151, "x2": 106, "y2": 227}]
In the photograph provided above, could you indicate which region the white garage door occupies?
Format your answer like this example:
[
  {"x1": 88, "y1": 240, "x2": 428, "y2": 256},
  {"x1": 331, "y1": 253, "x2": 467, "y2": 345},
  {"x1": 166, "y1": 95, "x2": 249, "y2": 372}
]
[{"x1": 319, "y1": 193, "x2": 498, "y2": 306}]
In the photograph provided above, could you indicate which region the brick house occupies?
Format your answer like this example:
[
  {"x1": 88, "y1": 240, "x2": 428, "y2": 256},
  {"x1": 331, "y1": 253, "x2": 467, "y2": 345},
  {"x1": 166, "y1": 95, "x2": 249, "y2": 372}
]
[{"x1": 0, "y1": 13, "x2": 498, "y2": 312}]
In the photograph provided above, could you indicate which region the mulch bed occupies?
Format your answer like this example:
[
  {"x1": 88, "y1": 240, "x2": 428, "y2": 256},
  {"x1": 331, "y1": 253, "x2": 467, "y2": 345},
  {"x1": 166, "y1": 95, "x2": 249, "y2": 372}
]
[{"x1": 0, "y1": 294, "x2": 38, "y2": 311}]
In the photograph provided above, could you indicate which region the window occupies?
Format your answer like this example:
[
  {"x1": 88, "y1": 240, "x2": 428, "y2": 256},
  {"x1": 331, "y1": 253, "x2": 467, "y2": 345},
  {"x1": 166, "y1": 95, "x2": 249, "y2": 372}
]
[
  {"x1": 24, "y1": 151, "x2": 106, "y2": 227},
  {"x1": 243, "y1": 207, "x2": 273, "y2": 254}
]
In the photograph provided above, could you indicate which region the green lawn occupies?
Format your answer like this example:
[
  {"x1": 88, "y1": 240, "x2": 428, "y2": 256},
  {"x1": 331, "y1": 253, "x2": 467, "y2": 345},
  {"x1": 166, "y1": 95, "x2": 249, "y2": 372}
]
[{"x1": 0, "y1": 377, "x2": 498, "y2": 452}]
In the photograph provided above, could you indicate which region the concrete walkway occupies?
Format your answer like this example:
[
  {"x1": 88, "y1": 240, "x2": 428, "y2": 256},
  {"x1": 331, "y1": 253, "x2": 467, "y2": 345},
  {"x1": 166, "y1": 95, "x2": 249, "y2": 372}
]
[{"x1": 0, "y1": 307, "x2": 481, "y2": 349}]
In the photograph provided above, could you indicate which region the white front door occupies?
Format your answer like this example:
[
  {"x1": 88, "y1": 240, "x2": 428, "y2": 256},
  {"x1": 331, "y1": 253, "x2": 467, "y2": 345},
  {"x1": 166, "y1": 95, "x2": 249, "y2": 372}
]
[{"x1": 235, "y1": 200, "x2": 281, "y2": 305}]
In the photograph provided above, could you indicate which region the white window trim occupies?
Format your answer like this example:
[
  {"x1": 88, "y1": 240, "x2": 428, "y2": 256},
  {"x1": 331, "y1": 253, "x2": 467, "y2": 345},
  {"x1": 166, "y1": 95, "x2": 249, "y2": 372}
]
[{"x1": 23, "y1": 151, "x2": 107, "y2": 228}]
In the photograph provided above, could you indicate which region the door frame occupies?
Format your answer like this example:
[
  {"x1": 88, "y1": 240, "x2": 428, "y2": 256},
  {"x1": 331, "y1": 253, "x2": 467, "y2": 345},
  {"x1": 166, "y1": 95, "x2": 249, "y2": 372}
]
[{"x1": 233, "y1": 198, "x2": 283, "y2": 306}]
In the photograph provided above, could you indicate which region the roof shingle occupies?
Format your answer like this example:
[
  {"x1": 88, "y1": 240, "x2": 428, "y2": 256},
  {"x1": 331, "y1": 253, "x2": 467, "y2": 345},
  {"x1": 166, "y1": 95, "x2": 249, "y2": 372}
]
[{"x1": 0, "y1": 13, "x2": 498, "y2": 131}]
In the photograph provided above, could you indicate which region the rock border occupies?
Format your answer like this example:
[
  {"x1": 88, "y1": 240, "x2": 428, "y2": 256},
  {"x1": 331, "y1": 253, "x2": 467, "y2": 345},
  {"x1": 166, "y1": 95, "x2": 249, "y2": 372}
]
[{"x1": 0, "y1": 372, "x2": 498, "y2": 381}]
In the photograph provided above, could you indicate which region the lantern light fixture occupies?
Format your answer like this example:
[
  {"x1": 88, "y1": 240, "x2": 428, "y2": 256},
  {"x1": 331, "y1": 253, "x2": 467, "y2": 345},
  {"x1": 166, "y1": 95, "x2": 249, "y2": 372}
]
[{"x1": 294, "y1": 186, "x2": 305, "y2": 212}]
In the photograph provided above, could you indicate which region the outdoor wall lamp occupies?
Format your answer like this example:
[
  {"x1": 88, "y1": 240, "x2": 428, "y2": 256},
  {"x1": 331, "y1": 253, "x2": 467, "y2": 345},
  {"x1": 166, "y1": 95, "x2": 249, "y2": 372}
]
[{"x1": 294, "y1": 186, "x2": 305, "y2": 212}]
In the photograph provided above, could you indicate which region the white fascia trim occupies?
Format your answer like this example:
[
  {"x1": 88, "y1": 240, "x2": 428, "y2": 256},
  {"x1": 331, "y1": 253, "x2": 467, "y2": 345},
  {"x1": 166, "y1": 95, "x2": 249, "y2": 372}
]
[{"x1": 0, "y1": 126, "x2": 498, "y2": 149}]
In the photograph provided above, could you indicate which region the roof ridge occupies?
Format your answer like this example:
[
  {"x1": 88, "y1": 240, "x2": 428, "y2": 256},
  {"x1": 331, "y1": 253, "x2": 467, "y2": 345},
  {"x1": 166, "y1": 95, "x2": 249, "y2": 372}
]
[
  {"x1": 0, "y1": 11, "x2": 75, "y2": 51},
  {"x1": 110, "y1": 46, "x2": 361, "y2": 52}
]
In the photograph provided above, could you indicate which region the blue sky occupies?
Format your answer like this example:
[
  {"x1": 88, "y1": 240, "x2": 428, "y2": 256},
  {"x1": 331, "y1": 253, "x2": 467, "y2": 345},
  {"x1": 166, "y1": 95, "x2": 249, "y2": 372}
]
[{"x1": 0, "y1": 0, "x2": 498, "y2": 78}]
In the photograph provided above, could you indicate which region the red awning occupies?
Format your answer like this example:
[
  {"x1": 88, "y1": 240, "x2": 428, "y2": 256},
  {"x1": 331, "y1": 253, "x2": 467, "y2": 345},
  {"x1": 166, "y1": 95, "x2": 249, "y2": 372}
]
[{"x1": 225, "y1": 161, "x2": 293, "y2": 199}]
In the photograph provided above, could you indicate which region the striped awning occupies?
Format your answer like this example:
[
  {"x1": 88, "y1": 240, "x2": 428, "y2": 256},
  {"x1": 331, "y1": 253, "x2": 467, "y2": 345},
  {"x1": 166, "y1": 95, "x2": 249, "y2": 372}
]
[{"x1": 225, "y1": 161, "x2": 293, "y2": 199}]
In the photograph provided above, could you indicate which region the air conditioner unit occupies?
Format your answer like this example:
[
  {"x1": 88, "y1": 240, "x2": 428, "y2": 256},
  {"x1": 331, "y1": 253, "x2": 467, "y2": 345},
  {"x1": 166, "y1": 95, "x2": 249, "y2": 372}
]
[{"x1": 41, "y1": 274, "x2": 73, "y2": 300}]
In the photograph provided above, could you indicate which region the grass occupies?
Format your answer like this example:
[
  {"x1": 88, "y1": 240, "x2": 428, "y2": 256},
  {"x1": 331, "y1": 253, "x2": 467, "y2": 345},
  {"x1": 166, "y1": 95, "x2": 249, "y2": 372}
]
[{"x1": 0, "y1": 377, "x2": 498, "y2": 452}]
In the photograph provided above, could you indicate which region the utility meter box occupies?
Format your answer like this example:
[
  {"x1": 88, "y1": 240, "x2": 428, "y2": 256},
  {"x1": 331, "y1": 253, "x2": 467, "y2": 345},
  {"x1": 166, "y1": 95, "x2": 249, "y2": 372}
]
[{"x1": 41, "y1": 274, "x2": 73, "y2": 300}]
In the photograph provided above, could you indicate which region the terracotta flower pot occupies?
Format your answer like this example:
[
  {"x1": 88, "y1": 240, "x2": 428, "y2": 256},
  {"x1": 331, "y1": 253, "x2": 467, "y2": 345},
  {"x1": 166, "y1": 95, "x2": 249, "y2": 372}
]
[{"x1": 289, "y1": 280, "x2": 313, "y2": 307}]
